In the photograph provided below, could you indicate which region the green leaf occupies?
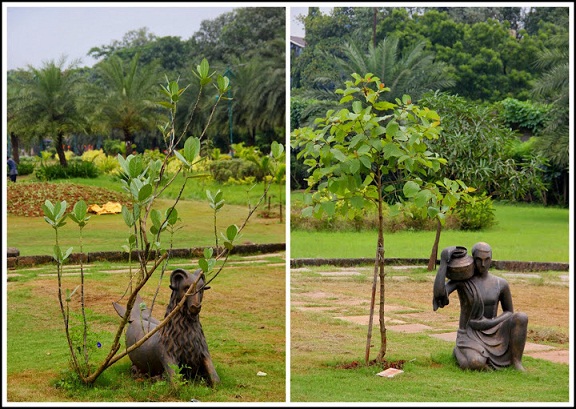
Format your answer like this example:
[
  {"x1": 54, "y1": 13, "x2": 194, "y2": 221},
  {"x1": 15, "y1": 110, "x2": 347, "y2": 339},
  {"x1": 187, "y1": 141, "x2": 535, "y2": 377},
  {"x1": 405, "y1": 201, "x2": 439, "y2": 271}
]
[
  {"x1": 150, "y1": 209, "x2": 162, "y2": 229},
  {"x1": 302, "y1": 206, "x2": 314, "y2": 218},
  {"x1": 121, "y1": 206, "x2": 134, "y2": 227},
  {"x1": 226, "y1": 224, "x2": 238, "y2": 242},
  {"x1": 42, "y1": 200, "x2": 55, "y2": 219},
  {"x1": 320, "y1": 200, "x2": 336, "y2": 216},
  {"x1": 359, "y1": 155, "x2": 372, "y2": 169},
  {"x1": 196, "y1": 58, "x2": 213, "y2": 86},
  {"x1": 72, "y1": 200, "x2": 87, "y2": 219},
  {"x1": 138, "y1": 183, "x2": 153, "y2": 203},
  {"x1": 330, "y1": 148, "x2": 347, "y2": 163},
  {"x1": 216, "y1": 74, "x2": 230, "y2": 93},
  {"x1": 166, "y1": 207, "x2": 178, "y2": 225},
  {"x1": 403, "y1": 180, "x2": 420, "y2": 198},
  {"x1": 173, "y1": 149, "x2": 189, "y2": 167},
  {"x1": 203, "y1": 247, "x2": 214, "y2": 260},
  {"x1": 128, "y1": 155, "x2": 143, "y2": 178},
  {"x1": 350, "y1": 196, "x2": 364, "y2": 209},
  {"x1": 63, "y1": 247, "x2": 73, "y2": 261},
  {"x1": 427, "y1": 206, "x2": 440, "y2": 218},
  {"x1": 199, "y1": 258, "x2": 209, "y2": 273},
  {"x1": 386, "y1": 121, "x2": 399, "y2": 138},
  {"x1": 183, "y1": 137, "x2": 200, "y2": 163},
  {"x1": 271, "y1": 141, "x2": 284, "y2": 159},
  {"x1": 374, "y1": 101, "x2": 396, "y2": 111}
]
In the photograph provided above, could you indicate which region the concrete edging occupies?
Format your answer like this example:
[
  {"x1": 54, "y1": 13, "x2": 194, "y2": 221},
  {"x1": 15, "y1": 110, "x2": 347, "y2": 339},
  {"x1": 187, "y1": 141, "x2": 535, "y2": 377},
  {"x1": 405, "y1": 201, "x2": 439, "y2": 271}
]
[
  {"x1": 290, "y1": 257, "x2": 569, "y2": 272},
  {"x1": 7, "y1": 243, "x2": 286, "y2": 269}
]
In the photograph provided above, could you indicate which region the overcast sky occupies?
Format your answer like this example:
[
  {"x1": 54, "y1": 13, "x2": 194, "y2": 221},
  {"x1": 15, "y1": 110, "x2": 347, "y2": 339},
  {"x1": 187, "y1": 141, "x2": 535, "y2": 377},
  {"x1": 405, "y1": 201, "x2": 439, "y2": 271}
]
[{"x1": 3, "y1": 3, "x2": 240, "y2": 70}]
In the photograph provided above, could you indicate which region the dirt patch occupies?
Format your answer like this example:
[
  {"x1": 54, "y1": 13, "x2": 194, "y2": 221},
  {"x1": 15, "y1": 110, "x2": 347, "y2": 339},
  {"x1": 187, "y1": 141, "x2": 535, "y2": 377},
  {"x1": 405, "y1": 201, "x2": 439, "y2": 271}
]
[{"x1": 337, "y1": 359, "x2": 406, "y2": 370}]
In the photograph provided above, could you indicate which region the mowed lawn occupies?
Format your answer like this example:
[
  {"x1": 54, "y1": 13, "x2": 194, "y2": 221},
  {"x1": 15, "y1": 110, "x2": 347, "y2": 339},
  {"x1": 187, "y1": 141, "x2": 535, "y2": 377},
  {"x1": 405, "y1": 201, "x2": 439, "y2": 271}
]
[
  {"x1": 8, "y1": 198, "x2": 286, "y2": 256},
  {"x1": 290, "y1": 203, "x2": 570, "y2": 262}
]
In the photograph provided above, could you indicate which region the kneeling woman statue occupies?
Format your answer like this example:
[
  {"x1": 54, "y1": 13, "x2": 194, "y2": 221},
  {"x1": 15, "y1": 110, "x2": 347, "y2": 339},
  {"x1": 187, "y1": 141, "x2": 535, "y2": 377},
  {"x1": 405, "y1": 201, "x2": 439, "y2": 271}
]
[{"x1": 432, "y1": 242, "x2": 528, "y2": 371}]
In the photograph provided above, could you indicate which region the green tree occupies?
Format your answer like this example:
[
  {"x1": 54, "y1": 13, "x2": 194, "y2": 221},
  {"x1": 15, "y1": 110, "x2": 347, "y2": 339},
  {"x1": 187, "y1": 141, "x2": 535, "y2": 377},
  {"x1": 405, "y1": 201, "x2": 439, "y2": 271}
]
[
  {"x1": 18, "y1": 57, "x2": 86, "y2": 167},
  {"x1": 88, "y1": 27, "x2": 157, "y2": 60},
  {"x1": 292, "y1": 73, "x2": 463, "y2": 364},
  {"x1": 531, "y1": 19, "x2": 569, "y2": 206},
  {"x1": 86, "y1": 53, "x2": 162, "y2": 155},
  {"x1": 419, "y1": 91, "x2": 547, "y2": 202},
  {"x1": 225, "y1": 37, "x2": 286, "y2": 150},
  {"x1": 6, "y1": 69, "x2": 31, "y2": 163}
]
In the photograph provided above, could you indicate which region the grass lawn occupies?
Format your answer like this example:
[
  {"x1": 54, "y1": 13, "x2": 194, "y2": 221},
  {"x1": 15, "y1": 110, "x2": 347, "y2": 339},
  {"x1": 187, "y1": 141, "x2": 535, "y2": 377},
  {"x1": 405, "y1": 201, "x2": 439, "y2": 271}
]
[
  {"x1": 290, "y1": 203, "x2": 570, "y2": 262},
  {"x1": 6, "y1": 253, "x2": 286, "y2": 403},
  {"x1": 6, "y1": 175, "x2": 286, "y2": 256}
]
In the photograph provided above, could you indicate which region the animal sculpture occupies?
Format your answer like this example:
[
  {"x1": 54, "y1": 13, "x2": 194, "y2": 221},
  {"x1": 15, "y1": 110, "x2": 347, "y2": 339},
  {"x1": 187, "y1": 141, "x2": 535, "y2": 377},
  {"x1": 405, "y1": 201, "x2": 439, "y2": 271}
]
[{"x1": 113, "y1": 268, "x2": 220, "y2": 386}]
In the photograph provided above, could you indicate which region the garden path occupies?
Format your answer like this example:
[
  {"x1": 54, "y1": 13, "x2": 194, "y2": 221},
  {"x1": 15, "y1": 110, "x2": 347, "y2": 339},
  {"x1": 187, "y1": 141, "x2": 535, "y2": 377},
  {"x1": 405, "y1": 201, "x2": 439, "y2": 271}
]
[{"x1": 291, "y1": 265, "x2": 570, "y2": 366}]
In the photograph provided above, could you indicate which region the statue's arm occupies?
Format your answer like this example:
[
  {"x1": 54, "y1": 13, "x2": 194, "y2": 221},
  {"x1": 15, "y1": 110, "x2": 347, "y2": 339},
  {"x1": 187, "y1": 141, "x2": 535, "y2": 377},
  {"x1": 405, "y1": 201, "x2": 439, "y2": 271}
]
[
  {"x1": 469, "y1": 311, "x2": 512, "y2": 330},
  {"x1": 433, "y1": 280, "x2": 457, "y2": 311},
  {"x1": 499, "y1": 280, "x2": 515, "y2": 313}
]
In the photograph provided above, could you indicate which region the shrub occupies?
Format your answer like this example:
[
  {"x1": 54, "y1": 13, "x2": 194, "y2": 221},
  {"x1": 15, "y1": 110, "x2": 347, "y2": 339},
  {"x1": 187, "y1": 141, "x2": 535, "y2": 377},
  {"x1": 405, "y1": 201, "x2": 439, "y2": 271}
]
[
  {"x1": 497, "y1": 97, "x2": 551, "y2": 135},
  {"x1": 102, "y1": 139, "x2": 125, "y2": 156},
  {"x1": 15, "y1": 157, "x2": 35, "y2": 175},
  {"x1": 454, "y1": 193, "x2": 496, "y2": 231},
  {"x1": 209, "y1": 158, "x2": 264, "y2": 183},
  {"x1": 81, "y1": 149, "x2": 120, "y2": 175},
  {"x1": 35, "y1": 161, "x2": 100, "y2": 181}
]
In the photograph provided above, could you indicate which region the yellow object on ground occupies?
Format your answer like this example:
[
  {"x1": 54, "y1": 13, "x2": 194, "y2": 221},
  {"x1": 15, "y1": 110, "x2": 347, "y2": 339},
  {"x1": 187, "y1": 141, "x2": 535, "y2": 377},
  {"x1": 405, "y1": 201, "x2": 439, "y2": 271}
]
[{"x1": 87, "y1": 202, "x2": 122, "y2": 215}]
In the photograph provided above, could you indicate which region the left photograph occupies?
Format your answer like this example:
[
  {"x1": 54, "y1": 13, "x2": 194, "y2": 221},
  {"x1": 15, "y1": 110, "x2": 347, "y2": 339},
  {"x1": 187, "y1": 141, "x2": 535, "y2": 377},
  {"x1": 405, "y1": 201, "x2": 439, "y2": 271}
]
[{"x1": 3, "y1": 4, "x2": 287, "y2": 404}]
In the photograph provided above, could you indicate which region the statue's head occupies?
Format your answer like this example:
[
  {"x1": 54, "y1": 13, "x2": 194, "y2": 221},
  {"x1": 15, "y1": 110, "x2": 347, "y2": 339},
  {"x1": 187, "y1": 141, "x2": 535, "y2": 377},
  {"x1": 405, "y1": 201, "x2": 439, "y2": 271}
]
[
  {"x1": 472, "y1": 242, "x2": 492, "y2": 274},
  {"x1": 169, "y1": 268, "x2": 209, "y2": 315}
]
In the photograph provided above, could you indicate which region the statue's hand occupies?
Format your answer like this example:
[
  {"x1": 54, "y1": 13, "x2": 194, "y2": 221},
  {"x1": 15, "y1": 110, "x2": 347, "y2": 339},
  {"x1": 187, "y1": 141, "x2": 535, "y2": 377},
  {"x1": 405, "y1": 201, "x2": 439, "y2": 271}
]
[{"x1": 432, "y1": 292, "x2": 449, "y2": 311}]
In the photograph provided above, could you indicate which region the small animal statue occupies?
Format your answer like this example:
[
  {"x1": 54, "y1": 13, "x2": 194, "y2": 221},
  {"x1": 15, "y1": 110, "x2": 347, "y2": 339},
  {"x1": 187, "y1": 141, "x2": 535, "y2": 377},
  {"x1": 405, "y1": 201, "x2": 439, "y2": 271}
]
[{"x1": 113, "y1": 268, "x2": 220, "y2": 386}]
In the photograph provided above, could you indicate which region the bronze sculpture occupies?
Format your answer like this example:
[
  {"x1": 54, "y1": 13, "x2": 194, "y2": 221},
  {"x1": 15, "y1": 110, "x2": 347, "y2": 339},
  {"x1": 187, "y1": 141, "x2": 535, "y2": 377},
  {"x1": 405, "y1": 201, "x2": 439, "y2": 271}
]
[
  {"x1": 432, "y1": 242, "x2": 528, "y2": 371},
  {"x1": 113, "y1": 268, "x2": 220, "y2": 386}
]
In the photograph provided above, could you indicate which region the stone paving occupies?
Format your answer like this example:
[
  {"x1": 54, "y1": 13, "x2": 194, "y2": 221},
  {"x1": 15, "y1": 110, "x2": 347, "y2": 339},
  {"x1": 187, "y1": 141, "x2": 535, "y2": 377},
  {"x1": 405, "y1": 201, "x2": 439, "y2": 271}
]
[{"x1": 292, "y1": 265, "x2": 570, "y2": 366}]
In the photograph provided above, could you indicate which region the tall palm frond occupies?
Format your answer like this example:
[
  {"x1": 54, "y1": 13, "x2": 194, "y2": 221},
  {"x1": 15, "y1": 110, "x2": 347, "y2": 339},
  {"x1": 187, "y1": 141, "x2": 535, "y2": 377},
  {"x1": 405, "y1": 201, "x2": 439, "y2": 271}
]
[
  {"x1": 86, "y1": 53, "x2": 163, "y2": 154},
  {"x1": 18, "y1": 57, "x2": 85, "y2": 166}
]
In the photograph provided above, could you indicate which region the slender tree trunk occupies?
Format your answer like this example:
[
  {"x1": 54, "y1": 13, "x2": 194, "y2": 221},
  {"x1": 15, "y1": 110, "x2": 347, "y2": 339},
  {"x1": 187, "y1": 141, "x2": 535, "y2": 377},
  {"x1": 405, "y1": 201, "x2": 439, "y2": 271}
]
[
  {"x1": 366, "y1": 170, "x2": 387, "y2": 364},
  {"x1": 365, "y1": 240, "x2": 379, "y2": 365},
  {"x1": 10, "y1": 132, "x2": 20, "y2": 163},
  {"x1": 124, "y1": 128, "x2": 134, "y2": 156},
  {"x1": 427, "y1": 217, "x2": 442, "y2": 271},
  {"x1": 56, "y1": 131, "x2": 68, "y2": 167},
  {"x1": 375, "y1": 171, "x2": 386, "y2": 363}
]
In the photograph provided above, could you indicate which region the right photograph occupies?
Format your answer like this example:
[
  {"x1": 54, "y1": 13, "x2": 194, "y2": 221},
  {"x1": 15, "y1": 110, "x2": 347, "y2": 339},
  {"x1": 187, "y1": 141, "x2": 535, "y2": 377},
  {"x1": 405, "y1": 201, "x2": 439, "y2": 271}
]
[{"x1": 289, "y1": 5, "x2": 571, "y2": 404}]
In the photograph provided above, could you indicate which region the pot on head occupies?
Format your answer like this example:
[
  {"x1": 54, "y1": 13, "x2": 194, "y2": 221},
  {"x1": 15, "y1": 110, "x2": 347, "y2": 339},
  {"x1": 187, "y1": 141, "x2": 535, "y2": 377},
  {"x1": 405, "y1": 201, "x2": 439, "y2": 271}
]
[{"x1": 446, "y1": 246, "x2": 474, "y2": 280}]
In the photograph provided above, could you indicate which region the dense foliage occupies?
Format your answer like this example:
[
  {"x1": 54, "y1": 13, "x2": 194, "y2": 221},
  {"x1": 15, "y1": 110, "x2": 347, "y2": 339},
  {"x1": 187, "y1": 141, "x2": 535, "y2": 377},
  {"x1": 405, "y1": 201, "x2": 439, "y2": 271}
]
[
  {"x1": 7, "y1": 7, "x2": 285, "y2": 161},
  {"x1": 291, "y1": 6, "x2": 569, "y2": 206}
]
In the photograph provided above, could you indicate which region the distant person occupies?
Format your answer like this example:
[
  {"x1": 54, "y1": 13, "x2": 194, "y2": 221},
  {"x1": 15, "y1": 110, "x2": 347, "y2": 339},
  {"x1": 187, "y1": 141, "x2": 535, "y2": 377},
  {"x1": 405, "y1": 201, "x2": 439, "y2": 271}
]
[
  {"x1": 7, "y1": 156, "x2": 18, "y2": 182},
  {"x1": 433, "y1": 242, "x2": 528, "y2": 371}
]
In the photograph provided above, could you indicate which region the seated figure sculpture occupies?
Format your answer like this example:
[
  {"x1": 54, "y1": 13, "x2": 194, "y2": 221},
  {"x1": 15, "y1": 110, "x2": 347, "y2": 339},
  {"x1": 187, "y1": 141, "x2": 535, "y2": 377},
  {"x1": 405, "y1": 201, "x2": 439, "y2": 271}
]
[{"x1": 432, "y1": 242, "x2": 528, "y2": 371}]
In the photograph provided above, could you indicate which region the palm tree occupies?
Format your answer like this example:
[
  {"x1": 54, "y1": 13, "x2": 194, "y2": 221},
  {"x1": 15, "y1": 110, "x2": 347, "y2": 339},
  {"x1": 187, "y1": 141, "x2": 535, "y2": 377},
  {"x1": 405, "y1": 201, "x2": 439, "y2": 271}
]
[
  {"x1": 531, "y1": 25, "x2": 569, "y2": 205},
  {"x1": 333, "y1": 37, "x2": 455, "y2": 103},
  {"x1": 87, "y1": 53, "x2": 162, "y2": 155},
  {"x1": 295, "y1": 36, "x2": 455, "y2": 128},
  {"x1": 17, "y1": 57, "x2": 85, "y2": 166}
]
